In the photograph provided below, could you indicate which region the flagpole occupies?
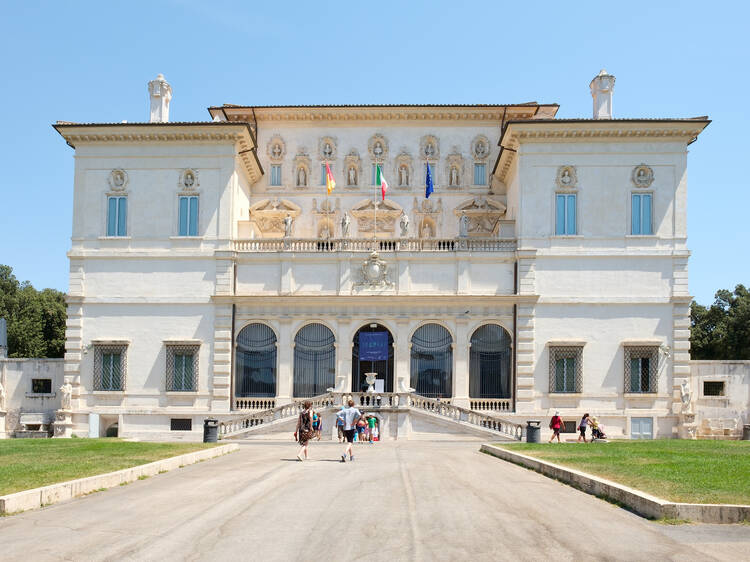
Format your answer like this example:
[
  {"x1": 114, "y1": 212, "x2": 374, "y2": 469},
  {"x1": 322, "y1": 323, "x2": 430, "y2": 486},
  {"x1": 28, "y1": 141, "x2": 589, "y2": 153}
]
[
  {"x1": 373, "y1": 163, "x2": 378, "y2": 248},
  {"x1": 325, "y1": 160, "x2": 330, "y2": 242}
]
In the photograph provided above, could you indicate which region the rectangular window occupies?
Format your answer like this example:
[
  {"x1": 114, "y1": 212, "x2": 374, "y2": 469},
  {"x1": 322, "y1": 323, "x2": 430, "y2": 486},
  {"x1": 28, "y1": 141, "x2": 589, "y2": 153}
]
[
  {"x1": 703, "y1": 381, "x2": 725, "y2": 396},
  {"x1": 31, "y1": 379, "x2": 52, "y2": 394},
  {"x1": 170, "y1": 418, "x2": 192, "y2": 431},
  {"x1": 320, "y1": 163, "x2": 327, "y2": 185},
  {"x1": 166, "y1": 345, "x2": 199, "y2": 391},
  {"x1": 106, "y1": 196, "x2": 127, "y2": 237},
  {"x1": 555, "y1": 193, "x2": 577, "y2": 235},
  {"x1": 548, "y1": 345, "x2": 583, "y2": 393},
  {"x1": 624, "y1": 346, "x2": 658, "y2": 393},
  {"x1": 270, "y1": 165, "x2": 281, "y2": 186},
  {"x1": 473, "y1": 163, "x2": 486, "y2": 185},
  {"x1": 371, "y1": 163, "x2": 378, "y2": 185},
  {"x1": 178, "y1": 196, "x2": 199, "y2": 236},
  {"x1": 94, "y1": 345, "x2": 127, "y2": 391},
  {"x1": 631, "y1": 193, "x2": 653, "y2": 234}
]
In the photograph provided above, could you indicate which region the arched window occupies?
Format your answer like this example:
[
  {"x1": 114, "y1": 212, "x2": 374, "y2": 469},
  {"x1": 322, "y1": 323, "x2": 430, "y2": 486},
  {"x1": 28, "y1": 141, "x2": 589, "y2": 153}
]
[
  {"x1": 410, "y1": 324, "x2": 453, "y2": 398},
  {"x1": 293, "y1": 323, "x2": 336, "y2": 397},
  {"x1": 470, "y1": 324, "x2": 512, "y2": 398},
  {"x1": 236, "y1": 323, "x2": 277, "y2": 397}
]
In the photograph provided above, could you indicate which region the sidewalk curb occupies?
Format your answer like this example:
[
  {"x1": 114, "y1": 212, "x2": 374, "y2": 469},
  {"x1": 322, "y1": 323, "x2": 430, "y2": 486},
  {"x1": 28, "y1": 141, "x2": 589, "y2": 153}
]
[
  {"x1": 0, "y1": 443, "x2": 239, "y2": 515},
  {"x1": 480, "y1": 444, "x2": 750, "y2": 524}
]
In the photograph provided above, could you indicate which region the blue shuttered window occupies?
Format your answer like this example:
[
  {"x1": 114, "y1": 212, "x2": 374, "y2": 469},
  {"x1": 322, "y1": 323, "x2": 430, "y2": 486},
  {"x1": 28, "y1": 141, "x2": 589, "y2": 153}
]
[
  {"x1": 178, "y1": 196, "x2": 199, "y2": 236},
  {"x1": 270, "y1": 165, "x2": 281, "y2": 186},
  {"x1": 555, "y1": 194, "x2": 577, "y2": 235},
  {"x1": 473, "y1": 163, "x2": 486, "y2": 185},
  {"x1": 631, "y1": 193, "x2": 653, "y2": 234},
  {"x1": 320, "y1": 163, "x2": 327, "y2": 185},
  {"x1": 107, "y1": 196, "x2": 127, "y2": 237}
]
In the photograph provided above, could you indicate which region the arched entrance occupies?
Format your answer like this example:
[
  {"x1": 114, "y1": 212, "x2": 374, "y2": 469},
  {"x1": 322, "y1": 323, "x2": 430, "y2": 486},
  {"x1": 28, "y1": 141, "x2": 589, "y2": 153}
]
[
  {"x1": 469, "y1": 324, "x2": 512, "y2": 399},
  {"x1": 410, "y1": 323, "x2": 453, "y2": 398},
  {"x1": 352, "y1": 324, "x2": 394, "y2": 393},
  {"x1": 236, "y1": 323, "x2": 277, "y2": 397},
  {"x1": 293, "y1": 323, "x2": 336, "y2": 397}
]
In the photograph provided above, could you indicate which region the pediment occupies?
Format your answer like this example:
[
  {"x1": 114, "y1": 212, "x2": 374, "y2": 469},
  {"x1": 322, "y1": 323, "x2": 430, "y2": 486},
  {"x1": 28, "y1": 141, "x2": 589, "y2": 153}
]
[{"x1": 453, "y1": 197, "x2": 506, "y2": 215}]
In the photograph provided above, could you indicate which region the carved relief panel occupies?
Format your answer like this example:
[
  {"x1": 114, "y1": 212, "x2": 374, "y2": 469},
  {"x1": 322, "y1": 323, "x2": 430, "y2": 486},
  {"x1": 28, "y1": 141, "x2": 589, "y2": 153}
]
[
  {"x1": 350, "y1": 198, "x2": 403, "y2": 235},
  {"x1": 178, "y1": 168, "x2": 199, "y2": 191},
  {"x1": 471, "y1": 135, "x2": 489, "y2": 161},
  {"x1": 632, "y1": 164, "x2": 654, "y2": 188},
  {"x1": 108, "y1": 169, "x2": 128, "y2": 191},
  {"x1": 453, "y1": 197, "x2": 507, "y2": 236},
  {"x1": 556, "y1": 165, "x2": 577, "y2": 189},
  {"x1": 319, "y1": 137, "x2": 337, "y2": 161},
  {"x1": 249, "y1": 198, "x2": 301, "y2": 237},
  {"x1": 312, "y1": 198, "x2": 341, "y2": 238},
  {"x1": 267, "y1": 135, "x2": 286, "y2": 162},
  {"x1": 368, "y1": 134, "x2": 389, "y2": 162},
  {"x1": 413, "y1": 197, "x2": 443, "y2": 238}
]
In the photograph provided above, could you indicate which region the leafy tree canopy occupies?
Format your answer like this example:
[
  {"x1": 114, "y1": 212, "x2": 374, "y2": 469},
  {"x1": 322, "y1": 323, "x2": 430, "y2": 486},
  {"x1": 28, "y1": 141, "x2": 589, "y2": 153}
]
[
  {"x1": 0, "y1": 265, "x2": 66, "y2": 358},
  {"x1": 691, "y1": 284, "x2": 750, "y2": 360}
]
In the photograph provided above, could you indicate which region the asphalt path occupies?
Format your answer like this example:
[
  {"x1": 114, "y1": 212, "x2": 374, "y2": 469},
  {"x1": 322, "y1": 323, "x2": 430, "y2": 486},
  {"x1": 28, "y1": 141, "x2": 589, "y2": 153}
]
[{"x1": 1, "y1": 440, "x2": 749, "y2": 561}]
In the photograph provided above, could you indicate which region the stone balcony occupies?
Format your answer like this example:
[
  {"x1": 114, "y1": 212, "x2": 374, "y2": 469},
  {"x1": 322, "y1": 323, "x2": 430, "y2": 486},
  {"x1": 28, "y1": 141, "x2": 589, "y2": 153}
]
[{"x1": 232, "y1": 237, "x2": 517, "y2": 253}]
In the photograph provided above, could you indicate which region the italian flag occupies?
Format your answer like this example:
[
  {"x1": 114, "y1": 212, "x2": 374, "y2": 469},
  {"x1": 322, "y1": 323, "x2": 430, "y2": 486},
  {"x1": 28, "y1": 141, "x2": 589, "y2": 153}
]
[{"x1": 376, "y1": 164, "x2": 388, "y2": 200}]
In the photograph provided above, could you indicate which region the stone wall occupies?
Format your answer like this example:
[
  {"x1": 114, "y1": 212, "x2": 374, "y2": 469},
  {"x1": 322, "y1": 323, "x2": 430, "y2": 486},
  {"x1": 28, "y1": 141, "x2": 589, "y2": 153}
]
[
  {"x1": 689, "y1": 360, "x2": 750, "y2": 438},
  {"x1": 1, "y1": 358, "x2": 64, "y2": 436}
]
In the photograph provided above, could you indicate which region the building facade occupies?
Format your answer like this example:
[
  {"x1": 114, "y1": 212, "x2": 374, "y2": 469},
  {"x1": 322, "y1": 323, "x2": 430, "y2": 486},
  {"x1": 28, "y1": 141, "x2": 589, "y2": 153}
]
[{"x1": 50, "y1": 72, "x2": 715, "y2": 441}]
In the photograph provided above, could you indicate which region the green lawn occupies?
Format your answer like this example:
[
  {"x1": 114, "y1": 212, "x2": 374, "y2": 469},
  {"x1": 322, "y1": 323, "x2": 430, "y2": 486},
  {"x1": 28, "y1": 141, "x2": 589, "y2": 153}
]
[
  {"x1": 497, "y1": 440, "x2": 750, "y2": 504},
  {"x1": 0, "y1": 439, "x2": 219, "y2": 496}
]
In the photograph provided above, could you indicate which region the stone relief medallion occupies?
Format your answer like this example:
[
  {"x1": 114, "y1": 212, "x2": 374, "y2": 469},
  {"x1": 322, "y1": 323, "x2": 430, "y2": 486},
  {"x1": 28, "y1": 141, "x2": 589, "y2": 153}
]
[
  {"x1": 319, "y1": 136, "x2": 337, "y2": 161},
  {"x1": 267, "y1": 135, "x2": 286, "y2": 162},
  {"x1": 108, "y1": 169, "x2": 128, "y2": 191},
  {"x1": 632, "y1": 164, "x2": 654, "y2": 188},
  {"x1": 368, "y1": 134, "x2": 388, "y2": 161},
  {"x1": 179, "y1": 168, "x2": 199, "y2": 190},
  {"x1": 472, "y1": 135, "x2": 490, "y2": 160},
  {"x1": 420, "y1": 135, "x2": 440, "y2": 160},
  {"x1": 556, "y1": 165, "x2": 577, "y2": 189},
  {"x1": 357, "y1": 251, "x2": 393, "y2": 287}
]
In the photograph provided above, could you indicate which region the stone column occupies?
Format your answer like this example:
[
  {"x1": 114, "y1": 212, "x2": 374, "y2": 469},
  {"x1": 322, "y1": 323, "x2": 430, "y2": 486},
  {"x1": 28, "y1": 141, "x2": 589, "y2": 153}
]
[
  {"x1": 53, "y1": 409, "x2": 73, "y2": 438},
  {"x1": 276, "y1": 318, "x2": 293, "y2": 405},
  {"x1": 336, "y1": 318, "x2": 354, "y2": 393},
  {"x1": 394, "y1": 318, "x2": 411, "y2": 393}
]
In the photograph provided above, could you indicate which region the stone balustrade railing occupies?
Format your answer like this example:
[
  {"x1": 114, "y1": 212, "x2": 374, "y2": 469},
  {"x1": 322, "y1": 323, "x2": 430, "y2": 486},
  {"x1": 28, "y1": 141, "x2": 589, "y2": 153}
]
[
  {"x1": 234, "y1": 397, "x2": 277, "y2": 411},
  {"x1": 468, "y1": 398, "x2": 513, "y2": 413},
  {"x1": 221, "y1": 391, "x2": 523, "y2": 440},
  {"x1": 232, "y1": 238, "x2": 516, "y2": 253}
]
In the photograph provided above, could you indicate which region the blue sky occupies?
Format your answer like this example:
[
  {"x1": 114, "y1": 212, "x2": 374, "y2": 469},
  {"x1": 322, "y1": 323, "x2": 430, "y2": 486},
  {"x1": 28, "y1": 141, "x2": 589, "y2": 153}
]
[{"x1": 1, "y1": 0, "x2": 747, "y2": 305}]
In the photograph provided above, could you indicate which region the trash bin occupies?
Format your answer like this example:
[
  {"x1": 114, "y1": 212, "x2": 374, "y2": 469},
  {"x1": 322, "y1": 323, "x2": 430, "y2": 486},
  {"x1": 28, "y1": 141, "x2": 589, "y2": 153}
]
[
  {"x1": 203, "y1": 418, "x2": 219, "y2": 443},
  {"x1": 526, "y1": 420, "x2": 541, "y2": 443},
  {"x1": 743, "y1": 424, "x2": 750, "y2": 441}
]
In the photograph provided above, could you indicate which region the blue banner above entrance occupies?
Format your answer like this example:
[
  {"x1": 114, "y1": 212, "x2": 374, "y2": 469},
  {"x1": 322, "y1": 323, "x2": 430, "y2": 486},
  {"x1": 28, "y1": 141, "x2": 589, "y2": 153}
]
[{"x1": 359, "y1": 332, "x2": 389, "y2": 361}]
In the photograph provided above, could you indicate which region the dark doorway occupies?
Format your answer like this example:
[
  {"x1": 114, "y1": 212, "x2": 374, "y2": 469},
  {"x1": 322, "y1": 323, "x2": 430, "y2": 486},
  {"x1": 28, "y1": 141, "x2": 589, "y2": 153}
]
[{"x1": 352, "y1": 324, "x2": 394, "y2": 393}]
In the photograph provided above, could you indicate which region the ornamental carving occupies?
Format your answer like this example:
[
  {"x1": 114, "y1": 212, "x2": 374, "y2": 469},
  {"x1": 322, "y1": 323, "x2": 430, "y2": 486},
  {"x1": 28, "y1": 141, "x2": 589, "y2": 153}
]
[
  {"x1": 178, "y1": 169, "x2": 199, "y2": 191},
  {"x1": 319, "y1": 137, "x2": 337, "y2": 161},
  {"x1": 249, "y1": 198, "x2": 302, "y2": 237},
  {"x1": 293, "y1": 151, "x2": 311, "y2": 189},
  {"x1": 556, "y1": 165, "x2": 577, "y2": 189},
  {"x1": 413, "y1": 197, "x2": 443, "y2": 239},
  {"x1": 453, "y1": 197, "x2": 507, "y2": 236},
  {"x1": 420, "y1": 135, "x2": 439, "y2": 160},
  {"x1": 394, "y1": 151, "x2": 413, "y2": 189},
  {"x1": 357, "y1": 251, "x2": 393, "y2": 288},
  {"x1": 445, "y1": 150, "x2": 465, "y2": 188},
  {"x1": 312, "y1": 198, "x2": 341, "y2": 238},
  {"x1": 368, "y1": 134, "x2": 388, "y2": 161},
  {"x1": 350, "y1": 198, "x2": 403, "y2": 234},
  {"x1": 632, "y1": 164, "x2": 654, "y2": 188},
  {"x1": 108, "y1": 169, "x2": 128, "y2": 191},
  {"x1": 267, "y1": 135, "x2": 286, "y2": 162},
  {"x1": 471, "y1": 135, "x2": 490, "y2": 161},
  {"x1": 344, "y1": 150, "x2": 361, "y2": 187}
]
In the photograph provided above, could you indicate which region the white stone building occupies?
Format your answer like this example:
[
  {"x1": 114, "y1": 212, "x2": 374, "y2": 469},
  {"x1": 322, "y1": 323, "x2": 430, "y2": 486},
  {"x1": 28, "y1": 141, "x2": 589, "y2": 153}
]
[{"x1": 47, "y1": 71, "x2": 725, "y2": 441}]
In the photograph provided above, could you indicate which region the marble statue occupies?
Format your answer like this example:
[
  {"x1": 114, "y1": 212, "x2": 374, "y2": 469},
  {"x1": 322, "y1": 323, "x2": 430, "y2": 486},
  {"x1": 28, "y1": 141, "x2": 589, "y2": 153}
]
[
  {"x1": 459, "y1": 212, "x2": 469, "y2": 237},
  {"x1": 297, "y1": 167, "x2": 306, "y2": 187},
  {"x1": 348, "y1": 167, "x2": 357, "y2": 186},
  {"x1": 421, "y1": 221, "x2": 432, "y2": 239},
  {"x1": 283, "y1": 213, "x2": 294, "y2": 237},
  {"x1": 399, "y1": 213, "x2": 409, "y2": 237},
  {"x1": 399, "y1": 164, "x2": 409, "y2": 186},
  {"x1": 320, "y1": 223, "x2": 330, "y2": 239},
  {"x1": 60, "y1": 382, "x2": 72, "y2": 410},
  {"x1": 450, "y1": 167, "x2": 459, "y2": 186},
  {"x1": 341, "y1": 213, "x2": 351, "y2": 237}
]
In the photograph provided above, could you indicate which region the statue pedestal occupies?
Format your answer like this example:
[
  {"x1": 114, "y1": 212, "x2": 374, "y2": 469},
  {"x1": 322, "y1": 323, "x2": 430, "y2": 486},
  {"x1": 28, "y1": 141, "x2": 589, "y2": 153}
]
[
  {"x1": 678, "y1": 412, "x2": 698, "y2": 440},
  {"x1": 53, "y1": 409, "x2": 73, "y2": 438},
  {"x1": 0, "y1": 410, "x2": 7, "y2": 439}
]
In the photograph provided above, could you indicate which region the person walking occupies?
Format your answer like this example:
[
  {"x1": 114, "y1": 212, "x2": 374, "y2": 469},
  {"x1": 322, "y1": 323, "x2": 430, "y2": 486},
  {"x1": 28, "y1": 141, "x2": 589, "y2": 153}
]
[
  {"x1": 339, "y1": 399, "x2": 362, "y2": 462},
  {"x1": 577, "y1": 413, "x2": 590, "y2": 443},
  {"x1": 548, "y1": 411, "x2": 564, "y2": 443},
  {"x1": 367, "y1": 414, "x2": 376, "y2": 443},
  {"x1": 336, "y1": 406, "x2": 345, "y2": 442},
  {"x1": 312, "y1": 411, "x2": 322, "y2": 441},
  {"x1": 294, "y1": 400, "x2": 315, "y2": 461}
]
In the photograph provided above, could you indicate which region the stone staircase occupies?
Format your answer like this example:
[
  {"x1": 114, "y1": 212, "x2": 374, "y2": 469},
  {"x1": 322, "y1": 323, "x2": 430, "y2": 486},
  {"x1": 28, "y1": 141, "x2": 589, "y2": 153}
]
[{"x1": 219, "y1": 392, "x2": 523, "y2": 442}]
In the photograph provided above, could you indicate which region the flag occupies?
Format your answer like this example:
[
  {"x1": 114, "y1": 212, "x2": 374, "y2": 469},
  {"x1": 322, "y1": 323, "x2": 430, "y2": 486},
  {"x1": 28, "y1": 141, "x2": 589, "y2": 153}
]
[
  {"x1": 376, "y1": 164, "x2": 388, "y2": 200},
  {"x1": 325, "y1": 162, "x2": 335, "y2": 195},
  {"x1": 425, "y1": 162, "x2": 434, "y2": 199}
]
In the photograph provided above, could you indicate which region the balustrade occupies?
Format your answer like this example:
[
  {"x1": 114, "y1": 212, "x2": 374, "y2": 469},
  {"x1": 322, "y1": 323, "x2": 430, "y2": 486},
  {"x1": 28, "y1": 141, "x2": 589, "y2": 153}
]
[
  {"x1": 232, "y1": 238, "x2": 515, "y2": 253},
  {"x1": 234, "y1": 397, "x2": 276, "y2": 411},
  {"x1": 469, "y1": 398, "x2": 513, "y2": 413}
]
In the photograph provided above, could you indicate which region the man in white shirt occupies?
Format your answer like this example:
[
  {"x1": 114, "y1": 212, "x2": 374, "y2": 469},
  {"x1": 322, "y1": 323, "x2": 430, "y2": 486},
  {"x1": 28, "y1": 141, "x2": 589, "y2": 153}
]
[{"x1": 338, "y1": 399, "x2": 361, "y2": 462}]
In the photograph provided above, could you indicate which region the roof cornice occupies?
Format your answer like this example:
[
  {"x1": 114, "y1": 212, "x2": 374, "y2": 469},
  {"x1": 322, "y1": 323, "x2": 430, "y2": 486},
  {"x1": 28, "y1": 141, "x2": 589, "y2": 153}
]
[{"x1": 53, "y1": 122, "x2": 264, "y2": 184}]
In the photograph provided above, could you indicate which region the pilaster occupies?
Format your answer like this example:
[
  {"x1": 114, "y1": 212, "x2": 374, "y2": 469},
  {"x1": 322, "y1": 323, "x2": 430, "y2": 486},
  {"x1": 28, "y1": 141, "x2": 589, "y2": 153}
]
[
  {"x1": 211, "y1": 304, "x2": 232, "y2": 412},
  {"x1": 515, "y1": 303, "x2": 537, "y2": 414},
  {"x1": 276, "y1": 317, "x2": 293, "y2": 404},
  {"x1": 394, "y1": 317, "x2": 411, "y2": 392},
  {"x1": 336, "y1": 318, "x2": 354, "y2": 392},
  {"x1": 64, "y1": 300, "x2": 83, "y2": 409},
  {"x1": 452, "y1": 317, "x2": 470, "y2": 407}
]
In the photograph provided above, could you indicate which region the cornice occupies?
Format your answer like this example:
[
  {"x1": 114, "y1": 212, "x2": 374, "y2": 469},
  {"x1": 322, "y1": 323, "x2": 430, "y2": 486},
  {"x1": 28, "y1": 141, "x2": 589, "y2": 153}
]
[{"x1": 211, "y1": 294, "x2": 540, "y2": 306}]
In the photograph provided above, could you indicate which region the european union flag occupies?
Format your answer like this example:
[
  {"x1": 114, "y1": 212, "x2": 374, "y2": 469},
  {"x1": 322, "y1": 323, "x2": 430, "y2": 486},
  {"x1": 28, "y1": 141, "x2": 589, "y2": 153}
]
[{"x1": 425, "y1": 162, "x2": 434, "y2": 199}]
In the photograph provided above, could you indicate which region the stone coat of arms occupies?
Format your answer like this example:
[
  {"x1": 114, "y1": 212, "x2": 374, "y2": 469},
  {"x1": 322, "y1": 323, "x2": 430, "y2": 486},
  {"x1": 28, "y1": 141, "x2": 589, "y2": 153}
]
[{"x1": 358, "y1": 251, "x2": 392, "y2": 288}]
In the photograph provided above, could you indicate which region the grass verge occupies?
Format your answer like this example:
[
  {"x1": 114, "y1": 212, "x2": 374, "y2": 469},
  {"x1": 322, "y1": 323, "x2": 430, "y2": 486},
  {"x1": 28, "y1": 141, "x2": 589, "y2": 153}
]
[
  {"x1": 0, "y1": 439, "x2": 219, "y2": 496},
  {"x1": 496, "y1": 440, "x2": 750, "y2": 504}
]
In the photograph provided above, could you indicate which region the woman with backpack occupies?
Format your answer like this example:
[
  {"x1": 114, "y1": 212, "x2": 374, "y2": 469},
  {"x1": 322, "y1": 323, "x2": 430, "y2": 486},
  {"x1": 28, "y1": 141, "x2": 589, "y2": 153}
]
[{"x1": 294, "y1": 400, "x2": 316, "y2": 461}]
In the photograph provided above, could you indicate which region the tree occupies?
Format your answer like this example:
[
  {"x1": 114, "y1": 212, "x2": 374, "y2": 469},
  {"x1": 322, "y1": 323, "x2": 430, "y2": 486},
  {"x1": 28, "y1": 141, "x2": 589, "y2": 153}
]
[
  {"x1": 0, "y1": 265, "x2": 66, "y2": 358},
  {"x1": 691, "y1": 284, "x2": 750, "y2": 360}
]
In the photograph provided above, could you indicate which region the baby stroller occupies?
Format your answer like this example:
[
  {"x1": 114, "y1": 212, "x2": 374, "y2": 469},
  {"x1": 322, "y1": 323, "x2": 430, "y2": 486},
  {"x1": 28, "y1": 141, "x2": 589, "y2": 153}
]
[{"x1": 591, "y1": 419, "x2": 607, "y2": 441}]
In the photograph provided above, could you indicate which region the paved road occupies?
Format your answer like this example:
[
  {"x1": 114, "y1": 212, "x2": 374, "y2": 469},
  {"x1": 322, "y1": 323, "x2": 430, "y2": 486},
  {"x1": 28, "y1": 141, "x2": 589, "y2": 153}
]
[{"x1": 1, "y1": 440, "x2": 749, "y2": 561}]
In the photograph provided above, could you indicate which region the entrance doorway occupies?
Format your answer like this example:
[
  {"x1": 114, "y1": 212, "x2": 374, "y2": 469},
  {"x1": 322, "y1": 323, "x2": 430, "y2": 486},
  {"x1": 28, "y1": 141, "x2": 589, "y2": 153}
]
[{"x1": 352, "y1": 324, "x2": 394, "y2": 393}]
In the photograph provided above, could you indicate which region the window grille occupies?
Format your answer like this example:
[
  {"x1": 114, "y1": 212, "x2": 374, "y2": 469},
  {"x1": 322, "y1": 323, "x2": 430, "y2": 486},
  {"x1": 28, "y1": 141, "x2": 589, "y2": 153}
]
[
  {"x1": 293, "y1": 323, "x2": 336, "y2": 397},
  {"x1": 31, "y1": 379, "x2": 52, "y2": 394},
  {"x1": 624, "y1": 346, "x2": 658, "y2": 393},
  {"x1": 94, "y1": 344, "x2": 127, "y2": 391},
  {"x1": 548, "y1": 345, "x2": 583, "y2": 393},
  {"x1": 703, "y1": 381, "x2": 725, "y2": 396},
  {"x1": 410, "y1": 324, "x2": 453, "y2": 399},
  {"x1": 236, "y1": 323, "x2": 277, "y2": 397},
  {"x1": 170, "y1": 418, "x2": 192, "y2": 431},
  {"x1": 469, "y1": 324, "x2": 512, "y2": 399},
  {"x1": 166, "y1": 344, "x2": 199, "y2": 391}
]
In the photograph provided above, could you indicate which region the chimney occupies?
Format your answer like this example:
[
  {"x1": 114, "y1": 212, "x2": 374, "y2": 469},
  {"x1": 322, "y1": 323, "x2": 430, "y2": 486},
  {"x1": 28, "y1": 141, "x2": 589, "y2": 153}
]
[
  {"x1": 589, "y1": 69, "x2": 615, "y2": 119},
  {"x1": 0, "y1": 318, "x2": 7, "y2": 359},
  {"x1": 148, "y1": 74, "x2": 172, "y2": 123}
]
